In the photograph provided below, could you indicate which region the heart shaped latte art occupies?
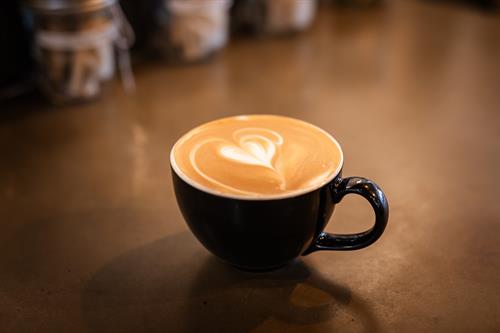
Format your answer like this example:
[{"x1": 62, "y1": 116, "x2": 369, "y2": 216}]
[
  {"x1": 220, "y1": 130, "x2": 282, "y2": 169},
  {"x1": 189, "y1": 128, "x2": 286, "y2": 195},
  {"x1": 174, "y1": 115, "x2": 343, "y2": 197}
]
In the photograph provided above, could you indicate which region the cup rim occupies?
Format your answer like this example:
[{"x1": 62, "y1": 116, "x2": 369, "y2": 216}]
[{"x1": 170, "y1": 114, "x2": 344, "y2": 201}]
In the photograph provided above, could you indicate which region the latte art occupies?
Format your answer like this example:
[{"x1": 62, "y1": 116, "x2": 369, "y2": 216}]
[
  {"x1": 190, "y1": 128, "x2": 287, "y2": 194},
  {"x1": 172, "y1": 115, "x2": 343, "y2": 197},
  {"x1": 218, "y1": 128, "x2": 283, "y2": 169}
]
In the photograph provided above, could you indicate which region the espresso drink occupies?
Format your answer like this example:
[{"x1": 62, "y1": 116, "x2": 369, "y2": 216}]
[
  {"x1": 171, "y1": 114, "x2": 388, "y2": 270},
  {"x1": 171, "y1": 115, "x2": 342, "y2": 197}
]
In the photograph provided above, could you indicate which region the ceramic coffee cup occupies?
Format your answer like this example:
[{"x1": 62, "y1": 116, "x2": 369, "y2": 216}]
[{"x1": 170, "y1": 116, "x2": 388, "y2": 271}]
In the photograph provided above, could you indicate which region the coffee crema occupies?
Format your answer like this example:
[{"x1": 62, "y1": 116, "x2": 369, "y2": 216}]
[{"x1": 171, "y1": 115, "x2": 343, "y2": 197}]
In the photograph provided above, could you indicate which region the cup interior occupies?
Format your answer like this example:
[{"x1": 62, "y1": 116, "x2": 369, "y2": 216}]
[{"x1": 170, "y1": 115, "x2": 344, "y2": 201}]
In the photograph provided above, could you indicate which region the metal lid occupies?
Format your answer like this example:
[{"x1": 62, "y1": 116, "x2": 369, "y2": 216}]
[{"x1": 26, "y1": 0, "x2": 116, "y2": 14}]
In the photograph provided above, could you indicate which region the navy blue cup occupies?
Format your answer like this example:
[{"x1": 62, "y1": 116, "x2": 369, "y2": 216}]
[{"x1": 171, "y1": 142, "x2": 388, "y2": 271}]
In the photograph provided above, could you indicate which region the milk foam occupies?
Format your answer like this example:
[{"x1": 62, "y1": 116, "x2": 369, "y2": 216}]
[{"x1": 172, "y1": 115, "x2": 342, "y2": 197}]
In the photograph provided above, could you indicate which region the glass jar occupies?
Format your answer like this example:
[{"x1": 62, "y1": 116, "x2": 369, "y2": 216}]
[
  {"x1": 25, "y1": 0, "x2": 134, "y2": 104},
  {"x1": 231, "y1": 0, "x2": 317, "y2": 36},
  {"x1": 163, "y1": 0, "x2": 232, "y2": 63}
]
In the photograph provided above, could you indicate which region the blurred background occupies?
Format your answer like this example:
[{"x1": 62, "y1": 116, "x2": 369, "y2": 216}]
[
  {"x1": 1, "y1": 0, "x2": 499, "y2": 103},
  {"x1": 1, "y1": 1, "x2": 500, "y2": 332}
]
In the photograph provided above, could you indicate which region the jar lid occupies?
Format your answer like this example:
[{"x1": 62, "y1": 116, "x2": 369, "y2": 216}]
[{"x1": 26, "y1": 0, "x2": 116, "y2": 14}]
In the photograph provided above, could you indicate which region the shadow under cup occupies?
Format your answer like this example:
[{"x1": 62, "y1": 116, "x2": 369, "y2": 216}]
[{"x1": 171, "y1": 146, "x2": 389, "y2": 271}]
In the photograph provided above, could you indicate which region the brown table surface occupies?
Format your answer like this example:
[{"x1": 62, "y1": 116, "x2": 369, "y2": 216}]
[{"x1": 1, "y1": 1, "x2": 500, "y2": 332}]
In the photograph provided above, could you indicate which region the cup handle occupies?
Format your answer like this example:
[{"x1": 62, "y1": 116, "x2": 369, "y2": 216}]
[{"x1": 305, "y1": 177, "x2": 389, "y2": 253}]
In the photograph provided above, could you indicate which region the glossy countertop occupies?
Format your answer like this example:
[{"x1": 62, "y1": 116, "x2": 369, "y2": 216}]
[{"x1": 1, "y1": 1, "x2": 500, "y2": 332}]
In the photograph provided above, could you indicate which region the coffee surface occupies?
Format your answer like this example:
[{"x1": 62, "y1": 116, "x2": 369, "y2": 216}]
[{"x1": 172, "y1": 115, "x2": 342, "y2": 197}]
